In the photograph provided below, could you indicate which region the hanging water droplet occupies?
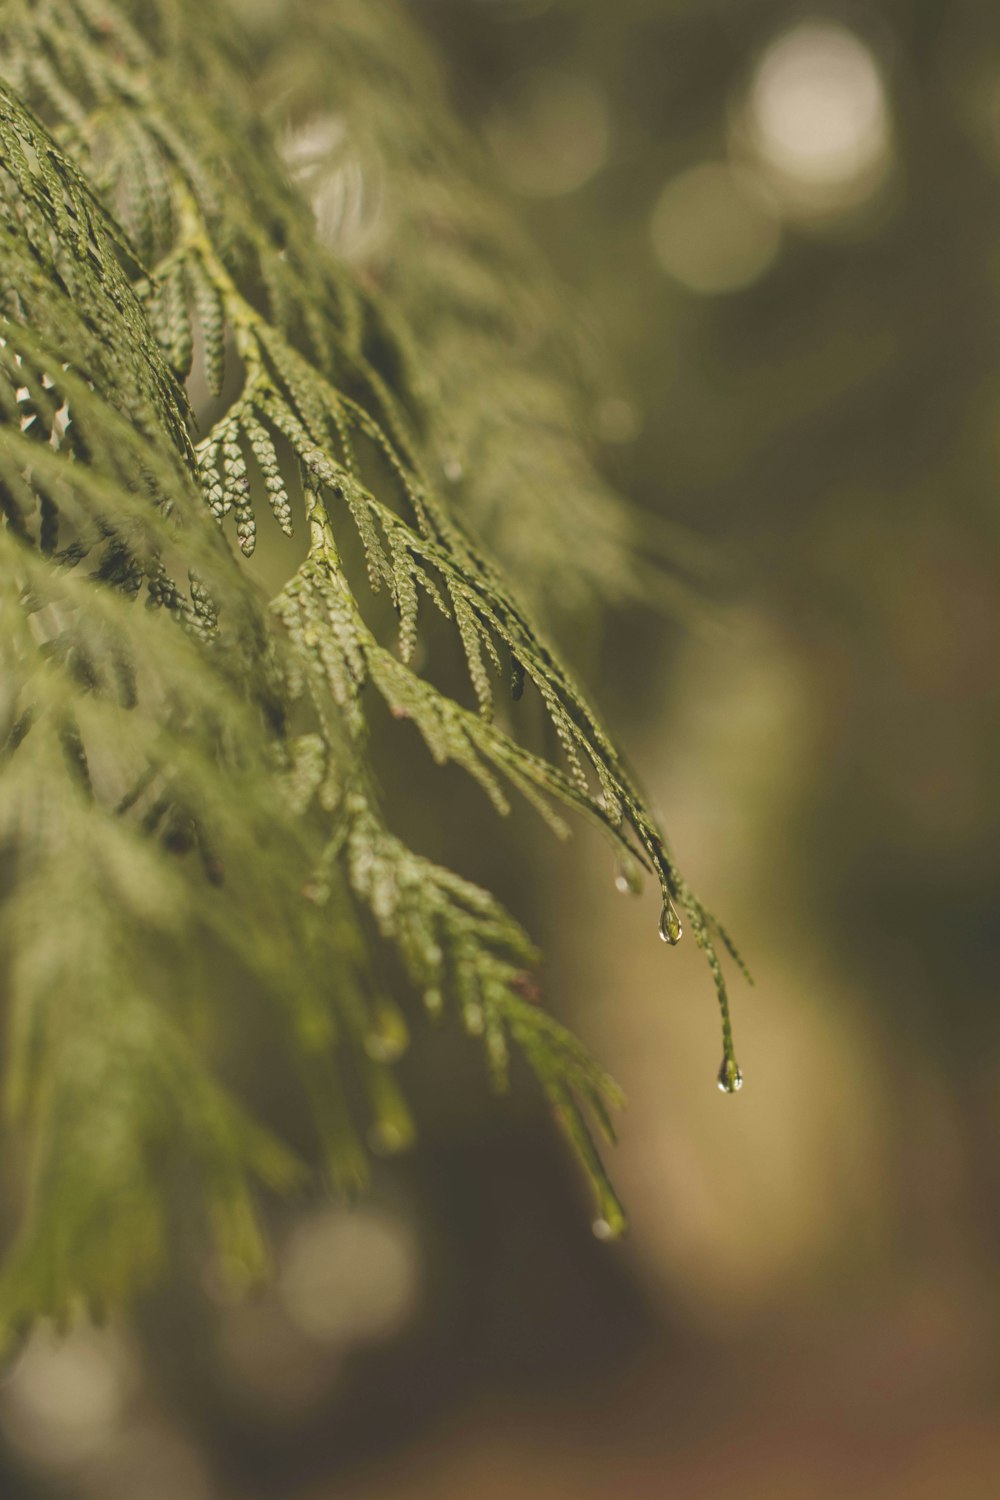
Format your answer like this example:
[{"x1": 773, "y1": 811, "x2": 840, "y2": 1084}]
[
  {"x1": 614, "y1": 857, "x2": 642, "y2": 896},
  {"x1": 591, "y1": 1217, "x2": 616, "y2": 1242},
  {"x1": 717, "y1": 1056, "x2": 743, "y2": 1093},
  {"x1": 658, "y1": 899, "x2": 683, "y2": 944}
]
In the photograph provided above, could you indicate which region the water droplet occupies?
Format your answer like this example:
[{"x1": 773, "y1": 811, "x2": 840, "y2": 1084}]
[
  {"x1": 591, "y1": 1218, "x2": 615, "y2": 1241},
  {"x1": 443, "y1": 455, "x2": 464, "y2": 482},
  {"x1": 717, "y1": 1057, "x2": 743, "y2": 1093},
  {"x1": 614, "y1": 857, "x2": 642, "y2": 896},
  {"x1": 658, "y1": 900, "x2": 683, "y2": 944}
]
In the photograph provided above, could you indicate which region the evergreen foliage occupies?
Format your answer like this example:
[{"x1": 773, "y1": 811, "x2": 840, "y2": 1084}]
[
  {"x1": 254, "y1": 0, "x2": 646, "y2": 618},
  {"x1": 0, "y1": 0, "x2": 745, "y2": 1322}
]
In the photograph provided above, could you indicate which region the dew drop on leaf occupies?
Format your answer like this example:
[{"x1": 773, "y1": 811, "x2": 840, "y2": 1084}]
[
  {"x1": 717, "y1": 1057, "x2": 743, "y2": 1093},
  {"x1": 658, "y1": 899, "x2": 683, "y2": 944}
]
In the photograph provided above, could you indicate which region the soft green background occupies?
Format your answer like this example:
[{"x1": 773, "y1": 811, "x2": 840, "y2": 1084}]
[{"x1": 3, "y1": 2, "x2": 1000, "y2": 1496}]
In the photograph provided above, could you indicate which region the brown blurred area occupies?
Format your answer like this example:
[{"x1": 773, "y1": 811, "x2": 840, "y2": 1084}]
[{"x1": 4, "y1": 1, "x2": 1000, "y2": 1496}]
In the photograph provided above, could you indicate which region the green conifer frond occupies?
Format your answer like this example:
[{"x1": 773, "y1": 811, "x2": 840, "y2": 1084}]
[
  {"x1": 253, "y1": 0, "x2": 661, "y2": 618},
  {"x1": 0, "y1": 0, "x2": 745, "y2": 1321}
]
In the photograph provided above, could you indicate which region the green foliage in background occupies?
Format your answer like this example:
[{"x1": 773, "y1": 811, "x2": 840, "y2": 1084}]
[{"x1": 0, "y1": 0, "x2": 744, "y2": 1324}]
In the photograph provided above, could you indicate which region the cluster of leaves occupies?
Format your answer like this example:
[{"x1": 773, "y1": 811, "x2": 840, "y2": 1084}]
[
  {"x1": 251, "y1": 0, "x2": 684, "y2": 621},
  {"x1": 0, "y1": 0, "x2": 743, "y2": 1320},
  {"x1": 0, "y1": 88, "x2": 320, "y2": 1314}
]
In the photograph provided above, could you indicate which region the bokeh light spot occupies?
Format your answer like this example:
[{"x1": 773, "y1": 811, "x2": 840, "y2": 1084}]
[
  {"x1": 650, "y1": 162, "x2": 781, "y2": 295},
  {"x1": 745, "y1": 22, "x2": 891, "y2": 216},
  {"x1": 278, "y1": 1205, "x2": 420, "y2": 1347},
  {"x1": 486, "y1": 69, "x2": 610, "y2": 197},
  {"x1": 0, "y1": 1326, "x2": 134, "y2": 1469}
]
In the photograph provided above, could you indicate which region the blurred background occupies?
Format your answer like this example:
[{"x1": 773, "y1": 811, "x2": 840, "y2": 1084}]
[{"x1": 4, "y1": 0, "x2": 1000, "y2": 1494}]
